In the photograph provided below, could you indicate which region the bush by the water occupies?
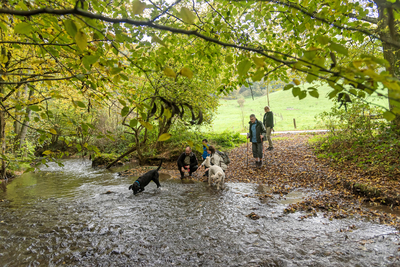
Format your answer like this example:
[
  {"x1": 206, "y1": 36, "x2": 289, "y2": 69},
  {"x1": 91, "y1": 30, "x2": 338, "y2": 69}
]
[
  {"x1": 162, "y1": 129, "x2": 246, "y2": 160},
  {"x1": 310, "y1": 100, "x2": 400, "y2": 178}
]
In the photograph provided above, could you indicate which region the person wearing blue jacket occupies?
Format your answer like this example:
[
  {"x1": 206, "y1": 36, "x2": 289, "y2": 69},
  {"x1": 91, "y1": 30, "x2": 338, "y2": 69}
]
[
  {"x1": 202, "y1": 139, "x2": 210, "y2": 160},
  {"x1": 248, "y1": 114, "x2": 266, "y2": 168}
]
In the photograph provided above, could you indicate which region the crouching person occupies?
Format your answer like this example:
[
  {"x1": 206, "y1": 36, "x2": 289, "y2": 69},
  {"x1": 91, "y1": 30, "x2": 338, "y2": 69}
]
[
  {"x1": 177, "y1": 146, "x2": 199, "y2": 179},
  {"x1": 198, "y1": 145, "x2": 227, "y2": 175},
  {"x1": 198, "y1": 145, "x2": 227, "y2": 189}
]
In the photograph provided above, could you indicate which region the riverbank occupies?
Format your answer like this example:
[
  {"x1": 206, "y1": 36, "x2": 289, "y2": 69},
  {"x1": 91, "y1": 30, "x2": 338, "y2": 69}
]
[{"x1": 158, "y1": 133, "x2": 400, "y2": 230}]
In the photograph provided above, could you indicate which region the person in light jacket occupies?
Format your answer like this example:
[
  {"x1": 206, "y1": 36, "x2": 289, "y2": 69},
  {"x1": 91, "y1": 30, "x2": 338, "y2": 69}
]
[{"x1": 198, "y1": 145, "x2": 227, "y2": 177}]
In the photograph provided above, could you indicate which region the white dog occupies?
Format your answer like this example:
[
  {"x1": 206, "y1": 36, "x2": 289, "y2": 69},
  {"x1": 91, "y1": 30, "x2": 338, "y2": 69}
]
[
  {"x1": 203, "y1": 156, "x2": 225, "y2": 190},
  {"x1": 210, "y1": 170, "x2": 225, "y2": 190}
]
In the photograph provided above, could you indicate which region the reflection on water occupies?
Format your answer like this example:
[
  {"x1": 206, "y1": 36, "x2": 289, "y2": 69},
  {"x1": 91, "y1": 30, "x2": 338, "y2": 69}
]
[{"x1": 0, "y1": 159, "x2": 399, "y2": 266}]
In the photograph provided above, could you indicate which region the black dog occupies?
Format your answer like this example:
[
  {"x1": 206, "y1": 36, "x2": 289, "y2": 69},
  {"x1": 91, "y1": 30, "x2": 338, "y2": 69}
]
[{"x1": 128, "y1": 160, "x2": 162, "y2": 195}]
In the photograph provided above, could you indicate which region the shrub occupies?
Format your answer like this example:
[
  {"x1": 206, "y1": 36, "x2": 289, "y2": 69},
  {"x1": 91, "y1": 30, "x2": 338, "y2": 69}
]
[{"x1": 312, "y1": 99, "x2": 400, "y2": 178}]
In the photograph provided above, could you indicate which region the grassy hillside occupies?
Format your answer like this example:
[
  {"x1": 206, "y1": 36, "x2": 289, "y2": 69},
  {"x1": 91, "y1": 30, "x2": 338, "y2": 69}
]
[{"x1": 208, "y1": 83, "x2": 389, "y2": 132}]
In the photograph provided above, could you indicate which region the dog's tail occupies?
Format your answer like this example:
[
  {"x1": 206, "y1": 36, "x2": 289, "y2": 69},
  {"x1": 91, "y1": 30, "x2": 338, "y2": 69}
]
[
  {"x1": 129, "y1": 184, "x2": 132, "y2": 190},
  {"x1": 156, "y1": 159, "x2": 163, "y2": 171}
]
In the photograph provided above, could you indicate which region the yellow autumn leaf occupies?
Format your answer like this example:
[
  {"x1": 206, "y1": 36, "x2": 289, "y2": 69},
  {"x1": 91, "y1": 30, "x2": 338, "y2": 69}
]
[
  {"x1": 42, "y1": 150, "x2": 52, "y2": 155},
  {"x1": 352, "y1": 60, "x2": 363, "y2": 68},
  {"x1": 180, "y1": 67, "x2": 193, "y2": 79},
  {"x1": 293, "y1": 78, "x2": 301, "y2": 85},
  {"x1": 163, "y1": 67, "x2": 176, "y2": 78},
  {"x1": 49, "y1": 128, "x2": 57, "y2": 135},
  {"x1": 180, "y1": 7, "x2": 196, "y2": 24},
  {"x1": 75, "y1": 30, "x2": 87, "y2": 51},
  {"x1": 151, "y1": 35, "x2": 167, "y2": 47},
  {"x1": 158, "y1": 133, "x2": 172, "y2": 141},
  {"x1": 139, "y1": 121, "x2": 153, "y2": 130},
  {"x1": 164, "y1": 109, "x2": 172, "y2": 119},
  {"x1": 252, "y1": 56, "x2": 265, "y2": 68},
  {"x1": 131, "y1": 0, "x2": 146, "y2": 15}
]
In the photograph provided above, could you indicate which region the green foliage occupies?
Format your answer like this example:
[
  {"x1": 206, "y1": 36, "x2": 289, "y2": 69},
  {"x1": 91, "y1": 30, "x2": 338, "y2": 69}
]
[
  {"x1": 204, "y1": 131, "x2": 246, "y2": 150},
  {"x1": 1, "y1": 0, "x2": 400, "y2": 173},
  {"x1": 316, "y1": 99, "x2": 385, "y2": 140},
  {"x1": 311, "y1": 100, "x2": 400, "y2": 177}
]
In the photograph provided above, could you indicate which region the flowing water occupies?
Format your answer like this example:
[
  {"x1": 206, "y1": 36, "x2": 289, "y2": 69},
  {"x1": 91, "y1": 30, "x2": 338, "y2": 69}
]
[{"x1": 0, "y1": 159, "x2": 399, "y2": 266}]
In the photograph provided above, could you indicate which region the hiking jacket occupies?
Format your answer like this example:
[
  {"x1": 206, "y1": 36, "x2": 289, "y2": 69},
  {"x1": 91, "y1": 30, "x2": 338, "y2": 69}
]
[
  {"x1": 201, "y1": 152, "x2": 227, "y2": 171},
  {"x1": 202, "y1": 144, "x2": 210, "y2": 160},
  {"x1": 177, "y1": 152, "x2": 198, "y2": 168},
  {"x1": 248, "y1": 119, "x2": 266, "y2": 143},
  {"x1": 263, "y1": 111, "x2": 274, "y2": 128}
]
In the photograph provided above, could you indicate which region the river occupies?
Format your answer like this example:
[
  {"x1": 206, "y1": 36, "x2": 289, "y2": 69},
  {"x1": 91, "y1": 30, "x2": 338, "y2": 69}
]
[{"x1": 0, "y1": 159, "x2": 399, "y2": 266}]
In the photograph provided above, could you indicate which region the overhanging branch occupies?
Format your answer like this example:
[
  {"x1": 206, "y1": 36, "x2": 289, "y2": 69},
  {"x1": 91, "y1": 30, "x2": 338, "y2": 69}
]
[
  {"x1": 0, "y1": 75, "x2": 78, "y2": 85},
  {"x1": 0, "y1": 6, "x2": 393, "y2": 95}
]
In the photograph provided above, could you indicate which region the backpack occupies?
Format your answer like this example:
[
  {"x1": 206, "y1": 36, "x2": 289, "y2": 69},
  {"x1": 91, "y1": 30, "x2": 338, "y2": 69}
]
[{"x1": 216, "y1": 151, "x2": 230, "y2": 165}]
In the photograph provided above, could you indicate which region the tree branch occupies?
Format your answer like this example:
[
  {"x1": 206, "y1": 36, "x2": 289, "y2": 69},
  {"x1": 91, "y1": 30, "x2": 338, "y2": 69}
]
[
  {"x1": 243, "y1": 0, "x2": 399, "y2": 48},
  {"x1": 150, "y1": 0, "x2": 183, "y2": 23},
  {"x1": 0, "y1": 75, "x2": 78, "y2": 85},
  {"x1": 0, "y1": 6, "x2": 393, "y2": 96},
  {"x1": 346, "y1": 13, "x2": 378, "y2": 24},
  {"x1": 0, "y1": 40, "x2": 106, "y2": 46}
]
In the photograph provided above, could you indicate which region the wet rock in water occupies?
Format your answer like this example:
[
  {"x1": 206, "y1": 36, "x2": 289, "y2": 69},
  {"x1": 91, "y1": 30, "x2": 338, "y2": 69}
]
[
  {"x1": 102, "y1": 191, "x2": 114, "y2": 194},
  {"x1": 246, "y1": 212, "x2": 260, "y2": 220},
  {"x1": 118, "y1": 169, "x2": 135, "y2": 177}
]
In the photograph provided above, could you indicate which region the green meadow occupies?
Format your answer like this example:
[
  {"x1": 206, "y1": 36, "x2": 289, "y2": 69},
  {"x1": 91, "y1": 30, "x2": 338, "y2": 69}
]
[{"x1": 207, "y1": 83, "x2": 389, "y2": 133}]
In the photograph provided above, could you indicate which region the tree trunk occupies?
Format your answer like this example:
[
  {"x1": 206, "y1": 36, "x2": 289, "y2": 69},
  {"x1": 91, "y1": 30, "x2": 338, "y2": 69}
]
[
  {"x1": 105, "y1": 146, "x2": 137, "y2": 169},
  {"x1": 13, "y1": 90, "x2": 20, "y2": 137},
  {"x1": 156, "y1": 118, "x2": 172, "y2": 149},
  {"x1": 14, "y1": 86, "x2": 34, "y2": 151},
  {"x1": 0, "y1": 109, "x2": 6, "y2": 179},
  {"x1": 376, "y1": 4, "x2": 400, "y2": 129}
]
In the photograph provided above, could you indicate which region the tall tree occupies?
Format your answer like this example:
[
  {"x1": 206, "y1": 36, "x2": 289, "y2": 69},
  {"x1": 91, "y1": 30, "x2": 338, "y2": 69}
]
[{"x1": 1, "y1": 0, "x2": 398, "y2": 123}]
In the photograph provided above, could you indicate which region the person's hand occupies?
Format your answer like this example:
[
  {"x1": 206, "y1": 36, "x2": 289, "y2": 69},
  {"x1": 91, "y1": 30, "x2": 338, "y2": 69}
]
[
  {"x1": 205, "y1": 168, "x2": 209, "y2": 172},
  {"x1": 181, "y1": 167, "x2": 185, "y2": 172},
  {"x1": 260, "y1": 135, "x2": 263, "y2": 139}
]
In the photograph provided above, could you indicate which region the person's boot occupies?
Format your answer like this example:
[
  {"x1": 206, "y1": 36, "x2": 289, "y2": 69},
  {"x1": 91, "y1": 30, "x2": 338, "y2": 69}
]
[
  {"x1": 255, "y1": 161, "x2": 260, "y2": 168},
  {"x1": 259, "y1": 160, "x2": 262, "y2": 167}
]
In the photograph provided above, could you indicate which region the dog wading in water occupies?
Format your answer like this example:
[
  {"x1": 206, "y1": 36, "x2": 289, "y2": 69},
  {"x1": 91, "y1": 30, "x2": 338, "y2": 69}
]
[
  {"x1": 202, "y1": 156, "x2": 225, "y2": 190},
  {"x1": 128, "y1": 160, "x2": 162, "y2": 195}
]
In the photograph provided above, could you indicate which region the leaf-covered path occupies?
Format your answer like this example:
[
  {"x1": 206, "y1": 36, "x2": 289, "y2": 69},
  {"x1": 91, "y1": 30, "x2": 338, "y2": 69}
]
[{"x1": 162, "y1": 134, "x2": 400, "y2": 230}]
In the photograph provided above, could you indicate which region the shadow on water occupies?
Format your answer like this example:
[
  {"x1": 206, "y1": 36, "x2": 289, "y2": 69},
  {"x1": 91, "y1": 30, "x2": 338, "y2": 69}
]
[{"x1": 0, "y1": 159, "x2": 399, "y2": 266}]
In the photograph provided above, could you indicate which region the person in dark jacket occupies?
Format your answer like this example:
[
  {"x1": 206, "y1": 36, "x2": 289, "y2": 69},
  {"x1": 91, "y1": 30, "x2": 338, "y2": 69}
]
[
  {"x1": 202, "y1": 139, "x2": 210, "y2": 160},
  {"x1": 248, "y1": 114, "x2": 266, "y2": 168},
  {"x1": 177, "y1": 146, "x2": 199, "y2": 179},
  {"x1": 263, "y1": 106, "x2": 274, "y2": 150}
]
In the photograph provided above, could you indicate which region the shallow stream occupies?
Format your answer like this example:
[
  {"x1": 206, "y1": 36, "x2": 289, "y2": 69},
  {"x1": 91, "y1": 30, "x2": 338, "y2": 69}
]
[{"x1": 0, "y1": 159, "x2": 399, "y2": 266}]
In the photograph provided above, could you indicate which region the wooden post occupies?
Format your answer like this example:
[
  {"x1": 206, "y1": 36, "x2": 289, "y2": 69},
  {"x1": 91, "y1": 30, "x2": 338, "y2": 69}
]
[{"x1": 293, "y1": 118, "x2": 297, "y2": 129}]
